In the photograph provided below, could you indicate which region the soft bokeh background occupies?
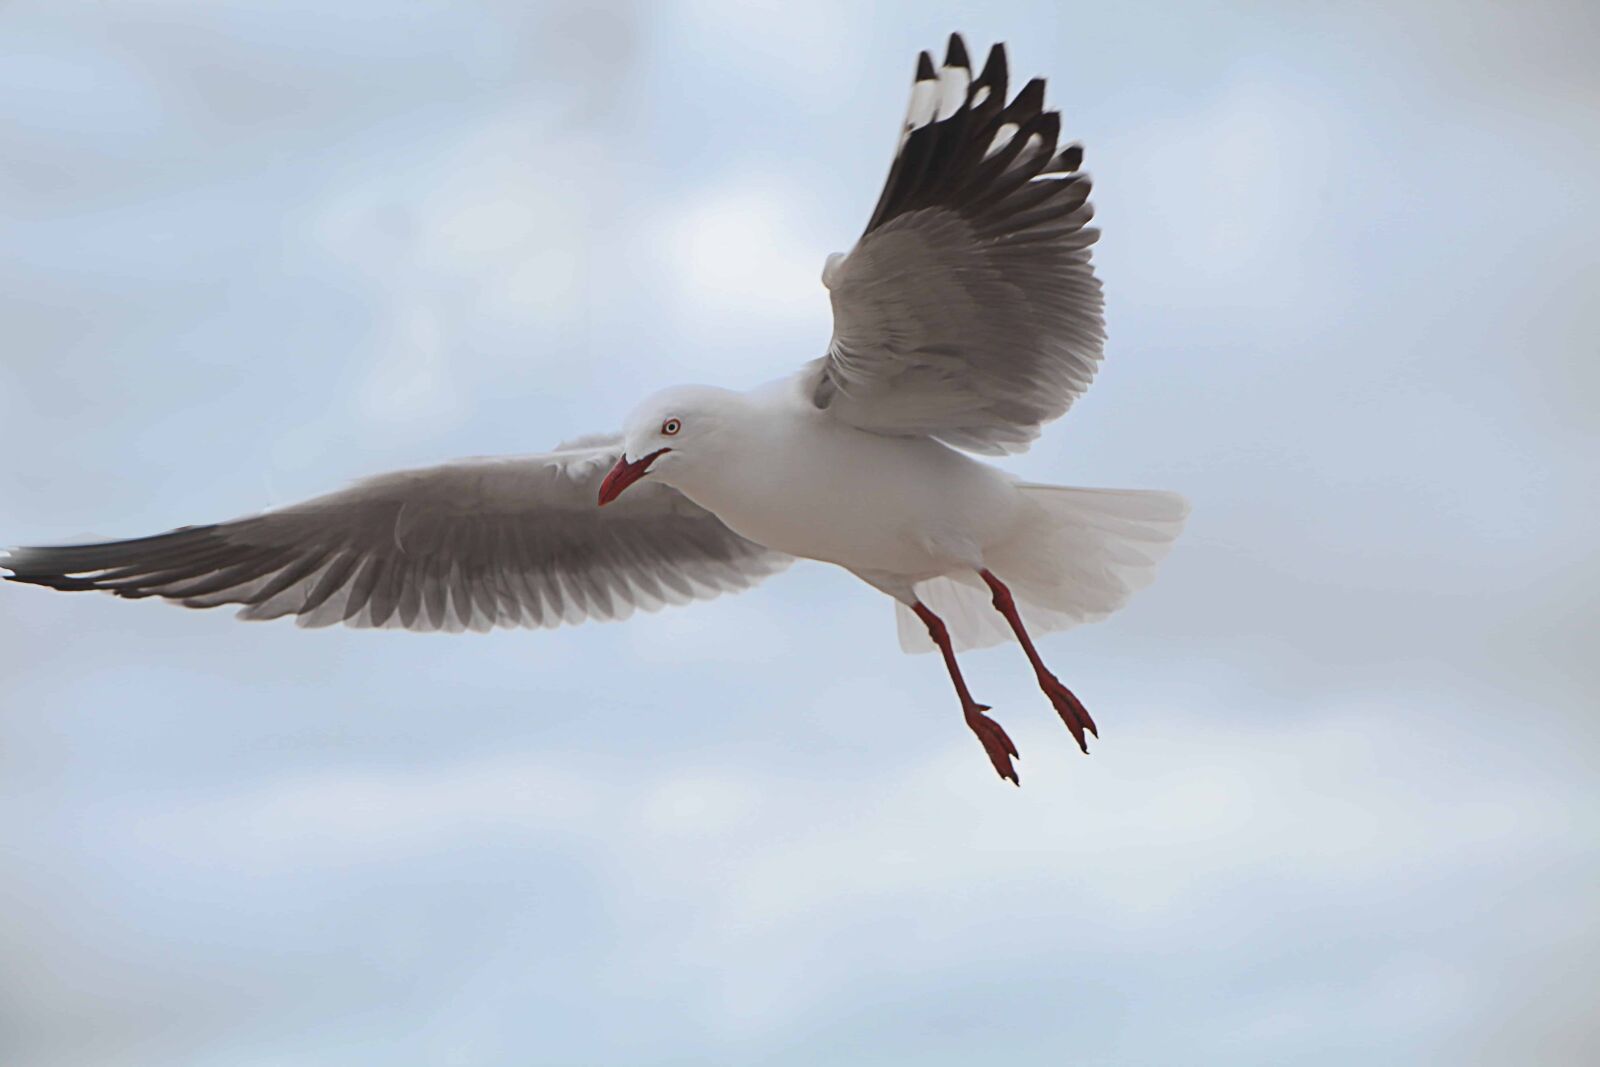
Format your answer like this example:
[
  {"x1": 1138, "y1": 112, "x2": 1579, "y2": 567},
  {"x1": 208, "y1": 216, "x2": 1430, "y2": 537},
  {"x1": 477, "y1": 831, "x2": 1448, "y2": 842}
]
[{"x1": 2, "y1": 2, "x2": 1596, "y2": 1064}]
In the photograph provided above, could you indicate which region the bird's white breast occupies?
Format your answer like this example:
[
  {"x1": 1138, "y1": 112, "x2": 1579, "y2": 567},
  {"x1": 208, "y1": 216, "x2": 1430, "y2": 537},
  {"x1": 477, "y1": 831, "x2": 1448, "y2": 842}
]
[{"x1": 664, "y1": 388, "x2": 1026, "y2": 578}]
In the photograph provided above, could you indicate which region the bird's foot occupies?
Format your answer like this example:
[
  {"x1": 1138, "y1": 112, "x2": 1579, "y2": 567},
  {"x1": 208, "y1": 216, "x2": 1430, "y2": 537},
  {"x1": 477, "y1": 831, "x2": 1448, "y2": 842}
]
[
  {"x1": 964, "y1": 703, "x2": 1020, "y2": 785},
  {"x1": 1038, "y1": 673, "x2": 1097, "y2": 754}
]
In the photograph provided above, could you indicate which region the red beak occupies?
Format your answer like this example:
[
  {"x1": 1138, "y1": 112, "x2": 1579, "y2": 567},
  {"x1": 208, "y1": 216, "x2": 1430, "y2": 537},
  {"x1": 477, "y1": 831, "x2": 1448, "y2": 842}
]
[{"x1": 597, "y1": 448, "x2": 669, "y2": 506}]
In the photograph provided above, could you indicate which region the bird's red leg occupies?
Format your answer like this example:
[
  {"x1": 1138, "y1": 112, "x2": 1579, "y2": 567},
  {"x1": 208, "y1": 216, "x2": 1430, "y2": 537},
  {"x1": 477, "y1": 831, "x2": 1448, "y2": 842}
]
[
  {"x1": 979, "y1": 570, "x2": 1098, "y2": 754},
  {"x1": 913, "y1": 601, "x2": 1019, "y2": 785}
]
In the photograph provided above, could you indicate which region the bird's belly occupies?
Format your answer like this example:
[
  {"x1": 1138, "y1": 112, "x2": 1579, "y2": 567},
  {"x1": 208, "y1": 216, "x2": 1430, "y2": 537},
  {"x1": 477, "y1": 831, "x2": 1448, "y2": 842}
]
[
  {"x1": 710, "y1": 488, "x2": 935, "y2": 573},
  {"x1": 680, "y1": 434, "x2": 1024, "y2": 577}
]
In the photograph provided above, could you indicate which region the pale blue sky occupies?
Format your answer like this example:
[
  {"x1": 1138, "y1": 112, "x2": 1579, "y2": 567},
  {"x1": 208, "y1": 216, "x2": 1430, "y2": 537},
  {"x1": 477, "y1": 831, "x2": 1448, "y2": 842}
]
[{"x1": 2, "y1": 2, "x2": 1597, "y2": 1064}]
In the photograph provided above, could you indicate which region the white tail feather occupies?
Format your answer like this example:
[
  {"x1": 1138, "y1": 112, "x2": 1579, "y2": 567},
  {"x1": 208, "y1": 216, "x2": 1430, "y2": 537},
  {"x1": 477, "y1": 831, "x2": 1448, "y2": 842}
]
[{"x1": 895, "y1": 485, "x2": 1189, "y2": 653}]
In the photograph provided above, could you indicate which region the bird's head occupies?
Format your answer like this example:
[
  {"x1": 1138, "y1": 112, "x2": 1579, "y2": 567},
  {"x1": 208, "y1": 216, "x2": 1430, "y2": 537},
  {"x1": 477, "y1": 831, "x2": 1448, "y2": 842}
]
[{"x1": 598, "y1": 385, "x2": 737, "y2": 506}]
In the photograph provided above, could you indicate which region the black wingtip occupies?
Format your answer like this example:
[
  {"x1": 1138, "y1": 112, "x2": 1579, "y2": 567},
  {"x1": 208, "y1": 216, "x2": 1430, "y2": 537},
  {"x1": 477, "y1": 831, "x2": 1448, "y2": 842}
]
[
  {"x1": 1015, "y1": 77, "x2": 1046, "y2": 113},
  {"x1": 980, "y1": 43, "x2": 1007, "y2": 88},
  {"x1": 865, "y1": 36, "x2": 1090, "y2": 243},
  {"x1": 944, "y1": 33, "x2": 969, "y2": 70},
  {"x1": 4, "y1": 570, "x2": 101, "y2": 592}
]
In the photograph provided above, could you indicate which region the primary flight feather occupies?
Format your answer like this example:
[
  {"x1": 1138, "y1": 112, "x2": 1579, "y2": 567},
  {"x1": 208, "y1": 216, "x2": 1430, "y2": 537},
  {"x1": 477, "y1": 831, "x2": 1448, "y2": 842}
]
[{"x1": 4, "y1": 35, "x2": 1187, "y2": 785}]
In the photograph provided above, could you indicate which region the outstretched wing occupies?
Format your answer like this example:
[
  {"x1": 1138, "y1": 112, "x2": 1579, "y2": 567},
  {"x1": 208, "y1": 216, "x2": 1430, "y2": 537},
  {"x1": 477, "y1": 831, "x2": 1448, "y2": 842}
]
[
  {"x1": 2, "y1": 436, "x2": 792, "y2": 632},
  {"x1": 808, "y1": 34, "x2": 1105, "y2": 455}
]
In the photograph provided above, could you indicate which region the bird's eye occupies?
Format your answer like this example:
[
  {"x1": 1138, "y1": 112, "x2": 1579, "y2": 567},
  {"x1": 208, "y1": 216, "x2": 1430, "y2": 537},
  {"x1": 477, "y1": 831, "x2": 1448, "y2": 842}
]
[{"x1": 661, "y1": 418, "x2": 681, "y2": 436}]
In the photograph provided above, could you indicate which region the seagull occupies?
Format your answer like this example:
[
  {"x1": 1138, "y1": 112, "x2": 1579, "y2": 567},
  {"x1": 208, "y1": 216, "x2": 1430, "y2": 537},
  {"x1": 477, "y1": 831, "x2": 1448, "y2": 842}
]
[{"x1": 3, "y1": 34, "x2": 1187, "y2": 785}]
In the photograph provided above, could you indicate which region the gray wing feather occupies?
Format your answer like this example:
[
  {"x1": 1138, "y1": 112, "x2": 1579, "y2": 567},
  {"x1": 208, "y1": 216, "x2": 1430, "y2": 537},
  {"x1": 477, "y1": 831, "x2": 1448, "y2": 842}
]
[
  {"x1": 811, "y1": 35, "x2": 1105, "y2": 455},
  {"x1": 2, "y1": 437, "x2": 792, "y2": 632}
]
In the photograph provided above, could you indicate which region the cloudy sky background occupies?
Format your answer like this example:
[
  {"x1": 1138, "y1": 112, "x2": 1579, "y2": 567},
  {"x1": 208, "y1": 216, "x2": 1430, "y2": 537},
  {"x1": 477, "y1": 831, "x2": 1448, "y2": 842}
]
[{"x1": 2, "y1": 1, "x2": 1596, "y2": 1063}]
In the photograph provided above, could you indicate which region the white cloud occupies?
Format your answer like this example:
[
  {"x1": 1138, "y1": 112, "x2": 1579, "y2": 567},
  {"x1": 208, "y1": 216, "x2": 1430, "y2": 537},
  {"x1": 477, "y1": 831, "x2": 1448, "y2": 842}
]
[
  {"x1": 673, "y1": 0, "x2": 871, "y2": 115},
  {"x1": 661, "y1": 179, "x2": 831, "y2": 334},
  {"x1": 358, "y1": 299, "x2": 464, "y2": 427},
  {"x1": 128, "y1": 754, "x2": 606, "y2": 870},
  {"x1": 106, "y1": 689, "x2": 1590, "y2": 1047},
  {"x1": 1098, "y1": 73, "x2": 1353, "y2": 316},
  {"x1": 309, "y1": 110, "x2": 595, "y2": 318},
  {"x1": 304, "y1": 108, "x2": 609, "y2": 431},
  {"x1": 636, "y1": 772, "x2": 766, "y2": 838}
]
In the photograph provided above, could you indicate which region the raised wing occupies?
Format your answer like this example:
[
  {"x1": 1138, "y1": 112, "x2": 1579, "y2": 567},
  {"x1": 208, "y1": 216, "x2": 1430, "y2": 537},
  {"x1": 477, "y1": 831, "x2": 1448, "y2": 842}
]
[
  {"x1": 809, "y1": 34, "x2": 1105, "y2": 455},
  {"x1": 1, "y1": 437, "x2": 791, "y2": 632}
]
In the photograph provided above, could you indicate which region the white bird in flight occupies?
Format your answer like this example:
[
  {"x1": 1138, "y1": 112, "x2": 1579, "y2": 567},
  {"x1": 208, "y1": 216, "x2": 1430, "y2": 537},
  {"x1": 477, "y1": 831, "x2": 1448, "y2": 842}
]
[{"x1": 4, "y1": 34, "x2": 1187, "y2": 785}]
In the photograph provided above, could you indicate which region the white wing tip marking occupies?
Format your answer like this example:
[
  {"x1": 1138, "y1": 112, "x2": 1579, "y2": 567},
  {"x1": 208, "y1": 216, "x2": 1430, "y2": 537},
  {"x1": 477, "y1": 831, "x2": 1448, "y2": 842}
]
[
  {"x1": 904, "y1": 79, "x2": 938, "y2": 134},
  {"x1": 935, "y1": 63, "x2": 970, "y2": 121}
]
